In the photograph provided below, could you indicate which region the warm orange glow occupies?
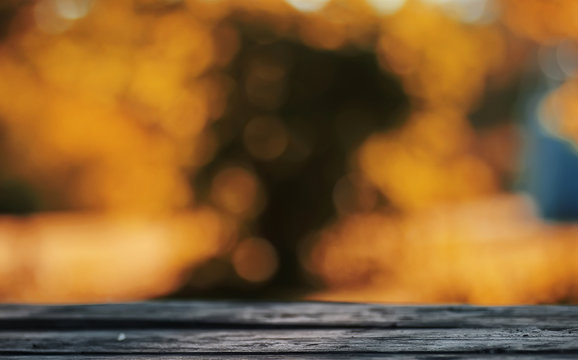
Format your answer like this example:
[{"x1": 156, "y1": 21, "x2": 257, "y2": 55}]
[
  {"x1": 0, "y1": 210, "x2": 227, "y2": 303},
  {"x1": 376, "y1": 2, "x2": 504, "y2": 109},
  {"x1": 541, "y1": 81, "x2": 578, "y2": 144},
  {"x1": 502, "y1": 0, "x2": 578, "y2": 43},
  {"x1": 359, "y1": 110, "x2": 498, "y2": 210},
  {"x1": 0, "y1": 0, "x2": 576, "y2": 304},
  {"x1": 0, "y1": 1, "x2": 218, "y2": 214},
  {"x1": 306, "y1": 195, "x2": 578, "y2": 304}
]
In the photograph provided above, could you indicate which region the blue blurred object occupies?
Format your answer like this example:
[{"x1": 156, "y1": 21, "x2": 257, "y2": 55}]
[{"x1": 521, "y1": 78, "x2": 578, "y2": 221}]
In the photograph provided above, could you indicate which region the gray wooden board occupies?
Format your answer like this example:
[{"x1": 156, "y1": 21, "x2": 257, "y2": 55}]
[
  {"x1": 1, "y1": 302, "x2": 577, "y2": 328},
  {"x1": 0, "y1": 328, "x2": 577, "y2": 354},
  {"x1": 0, "y1": 302, "x2": 576, "y2": 358},
  {"x1": 1, "y1": 356, "x2": 578, "y2": 360}
]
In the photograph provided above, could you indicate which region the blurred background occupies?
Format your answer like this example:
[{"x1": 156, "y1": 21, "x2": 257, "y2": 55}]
[{"x1": 0, "y1": 0, "x2": 576, "y2": 304}]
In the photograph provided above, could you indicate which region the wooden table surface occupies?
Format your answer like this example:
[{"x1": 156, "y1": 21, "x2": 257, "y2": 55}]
[{"x1": 0, "y1": 301, "x2": 576, "y2": 359}]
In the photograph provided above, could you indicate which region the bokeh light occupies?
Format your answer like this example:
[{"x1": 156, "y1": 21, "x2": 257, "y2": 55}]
[
  {"x1": 0, "y1": 0, "x2": 576, "y2": 304},
  {"x1": 211, "y1": 167, "x2": 256, "y2": 215},
  {"x1": 233, "y1": 237, "x2": 279, "y2": 283},
  {"x1": 285, "y1": 0, "x2": 331, "y2": 13},
  {"x1": 243, "y1": 116, "x2": 289, "y2": 161},
  {"x1": 366, "y1": 0, "x2": 406, "y2": 16}
]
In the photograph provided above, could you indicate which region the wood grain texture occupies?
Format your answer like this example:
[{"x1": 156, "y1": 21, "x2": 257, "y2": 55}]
[
  {"x1": 1, "y1": 302, "x2": 576, "y2": 328},
  {"x1": 1, "y1": 356, "x2": 578, "y2": 360},
  {"x1": 0, "y1": 328, "x2": 577, "y2": 353},
  {"x1": 0, "y1": 302, "x2": 576, "y2": 358}
]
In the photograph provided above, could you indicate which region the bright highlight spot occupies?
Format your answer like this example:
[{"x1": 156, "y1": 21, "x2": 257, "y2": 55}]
[
  {"x1": 450, "y1": 0, "x2": 494, "y2": 24},
  {"x1": 284, "y1": 0, "x2": 331, "y2": 13},
  {"x1": 55, "y1": 0, "x2": 93, "y2": 20},
  {"x1": 366, "y1": 0, "x2": 406, "y2": 15},
  {"x1": 421, "y1": 0, "x2": 452, "y2": 5},
  {"x1": 421, "y1": 0, "x2": 496, "y2": 24}
]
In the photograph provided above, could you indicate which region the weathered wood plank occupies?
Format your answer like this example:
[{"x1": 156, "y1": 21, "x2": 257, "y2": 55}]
[
  {"x1": 1, "y1": 355, "x2": 577, "y2": 360},
  {"x1": 1, "y1": 302, "x2": 576, "y2": 329},
  {"x1": 2, "y1": 302, "x2": 577, "y2": 358},
  {"x1": 0, "y1": 328, "x2": 576, "y2": 354}
]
